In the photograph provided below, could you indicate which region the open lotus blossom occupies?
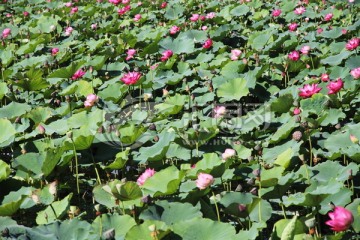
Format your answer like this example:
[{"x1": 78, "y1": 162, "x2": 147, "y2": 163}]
[
  {"x1": 222, "y1": 149, "x2": 236, "y2": 160},
  {"x1": 126, "y1": 49, "x2": 136, "y2": 61},
  {"x1": 272, "y1": 9, "x2": 282, "y2": 17},
  {"x1": 201, "y1": 26, "x2": 208, "y2": 31},
  {"x1": 326, "y1": 206, "x2": 354, "y2": 232},
  {"x1": 64, "y1": 2, "x2": 72, "y2": 7},
  {"x1": 230, "y1": 49, "x2": 242, "y2": 60},
  {"x1": 196, "y1": 173, "x2": 214, "y2": 190},
  {"x1": 70, "y1": 7, "x2": 78, "y2": 14},
  {"x1": 65, "y1": 26, "x2": 73, "y2": 36},
  {"x1": 169, "y1": 25, "x2": 180, "y2": 35},
  {"x1": 271, "y1": 9, "x2": 282, "y2": 17},
  {"x1": 345, "y1": 38, "x2": 360, "y2": 51},
  {"x1": 190, "y1": 13, "x2": 200, "y2": 22},
  {"x1": 134, "y1": 14, "x2": 141, "y2": 22},
  {"x1": 2, "y1": 28, "x2": 11, "y2": 39},
  {"x1": 294, "y1": 6, "x2": 306, "y2": 15},
  {"x1": 293, "y1": 107, "x2": 301, "y2": 115},
  {"x1": 84, "y1": 94, "x2": 99, "y2": 108},
  {"x1": 206, "y1": 12, "x2": 216, "y2": 19},
  {"x1": 350, "y1": 67, "x2": 360, "y2": 79},
  {"x1": 299, "y1": 84, "x2": 322, "y2": 98},
  {"x1": 288, "y1": 51, "x2": 300, "y2": 61},
  {"x1": 321, "y1": 73, "x2": 330, "y2": 82},
  {"x1": 118, "y1": 5, "x2": 131, "y2": 15},
  {"x1": 51, "y1": 48, "x2": 59, "y2": 56},
  {"x1": 300, "y1": 45, "x2": 311, "y2": 55},
  {"x1": 203, "y1": 38, "x2": 213, "y2": 49},
  {"x1": 121, "y1": 71, "x2": 142, "y2": 85},
  {"x1": 109, "y1": 0, "x2": 121, "y2": 5},
  {"x1": 160, "y1": 49, "x2": 173, "y2": 61},
  {"x1": 213, "y1": 105, "x2": 226, "y2": 118},
  {"x1": 317, "y1": 28, "x2": 323, "y2": 34},
  {"x1": 137, "y1": 168, "x2": 156, "y2": 186},
  {"x1": 327, "y1": 78, "x2": 344, "y2": 94},
  {"x1": 324, "y1": 13, "x2": 333, "y2": 21},
  {"x1": 289, "y1": 23, "x2": 298, "y2": 32},
  {"x1": 72, "y1": 69, "x2": 86, "y2": 80}
]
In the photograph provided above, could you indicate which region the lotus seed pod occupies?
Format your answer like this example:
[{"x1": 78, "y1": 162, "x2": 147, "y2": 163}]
[{"x1": 292, "y1": 131, "x2": 302, "y2": 141}]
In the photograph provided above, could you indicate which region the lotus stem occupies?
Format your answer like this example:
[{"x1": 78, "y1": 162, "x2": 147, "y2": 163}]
[
  {"x1": 71, "y1": 139, "x2": 80, "y2": 194},
  {"x1": 212, "y1": 191, "x2": 220, "y2": 222}
]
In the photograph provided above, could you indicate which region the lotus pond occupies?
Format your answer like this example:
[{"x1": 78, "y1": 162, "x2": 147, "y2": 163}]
[{"x1": 0, "y1": 0, "x2": 360, "y2": 239}]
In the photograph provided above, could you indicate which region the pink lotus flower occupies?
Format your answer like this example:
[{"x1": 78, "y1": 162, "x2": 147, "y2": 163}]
[
  {"x1": 170, "y1": 25, "x2": 180, "y2": 35},
  {"x1": 150, "y1": 64, "x2": 159, "y2": 70},
  {"x1": 294, "y1": 6, "x2": 306, "y2": 15},
  {"x1": 346, "y1": 38, "x2": 360, "y2": 51},
  {"x1": 134, "y1": 14, "x2": 142, "y2": 22},
  {"x1": 137, "y1": 168, "x2": 156, "y2": 186},
  {"x1": 201, "y1": 26, "x2": 208, "y2": 31},
  {"x1": 160, "y1": 49, "x2": 173, "y2": 62},
  {"x1": 23, "y1": 11, "x2": 29, "y2": 17},
  {"x1": 300, "y1": 45, "x2": 311, "y2": 55},
  {"x1": 288, "y1": 51, "x2": 300, "y2": 61},
  {"x1": 327, "y1": 78, "x2": 344, "y2": 94},
  {"x1": 199, "y1": 15, "x2": 206, "y2": 21},
  {"x1": 190, "y1": 14, "x2": 200, "y2": 22},
  {"x1": 126, "y1": 49, "x2": 136, "y2": 61},
  {"x1": 341, "y1": 29, "x2": 347, "y2": 35},
  {"x1": 91, "y1": 23, "x2": 97, "y2": 30},
  {"x1": 71, "y1": 69, "x2": 86, "y2": 80},
  {"x1": 121, "y1": 72, "x2": 142, "y2": 85},
  {"x1": 65, "y1": 26, "x2": 73, "y2": 36},
  {"x1": 321, "y1": 73, "x2": 330, "y2": 82},
  {"x1": 272, "y1": 9, "x2": 282, "y2": 17},
  {"x1": 324, "y1": 13, "x2": 333, "y2": 21},
  {"x1": 213, "y1": 106, "x2": 226, "y2": 118},
  {"x1": 222, "y1": 149, "x2": 236, "y2": 160},
  {"x1": 109, "y1": 0, "x2": 121, "y2": 5},
  {"x1": 196, "y1": 173, "x2": 214, "y2": 190},
  {"x1": 122, "y1": 0, "x2": 130, "y2": 3},
  {"x1": 2, "y1": 28, "x2": 11, "y2": 39},
  {"x1": 38, "y1": 124, "x2": 45, "y2": 134},
  {"x1": 326, "y1": 206, "x2": 353, "y2": 232},
  {"x1": 317, "y1": 28, "x2": 323, "y2": 34},
  {"x1": 350, "y1": 134, "x2": 359, "y2": 144},
  {"x1": 206, "y1": 12, "x2": 216, "y2": 19},
  {"x1": 64, "y1": 2, "x2": 72, "y2": 7},
  {"x1": 230, "y1": 49, "x2": 242, "y2": 60},
  {"x1": 293, "y1": 107, "x2": 301, "y2": 115},
  {"x1": 70, "y1": 7, "x2": 78, "y2": 14},
  {"x1": 203, "y1": 38, "x2": 213, "y2": 49},
  {"x1": 160, "y1": 2, "x2": 167, "y2": 8},
  {"x1": 350, "y1": 67, "x2": 360, "y2": 79},
  {"x1": 289, "y1": 23, "x2": 298, "y2": 32},
  {"x1": 299, "y1": 84, "x2": 322, "y2": 98},
  {"x1": 51, "y1": 48, "x2": 59, "y2": 56},
  {"x1": 118, "y1": 5, "x2": 131, "y2": 15},
  {"x1": 84, "y1": 94, "x2": 99, "y2": 108}
]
